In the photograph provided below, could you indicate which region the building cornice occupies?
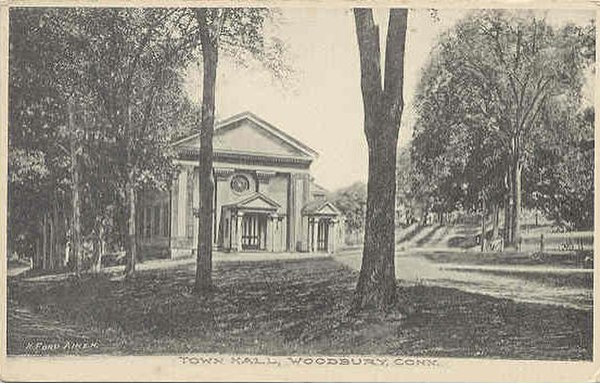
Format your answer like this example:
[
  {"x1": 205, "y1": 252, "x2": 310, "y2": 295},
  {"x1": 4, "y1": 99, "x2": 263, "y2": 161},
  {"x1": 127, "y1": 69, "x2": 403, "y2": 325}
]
[
  {"x1": 177, "y1": 148, "x2": 312, "y2": 169},
  {"x1": 214, "y1": 167, "x2": 235, "y2": 180}
]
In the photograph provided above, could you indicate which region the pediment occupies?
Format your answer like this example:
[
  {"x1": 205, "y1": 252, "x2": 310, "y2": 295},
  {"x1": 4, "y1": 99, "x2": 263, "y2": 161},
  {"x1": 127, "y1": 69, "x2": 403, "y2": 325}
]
[
  {"x1": 173, "y1": 112, "x2": 317, "y2": 160},
  {"x1": 317, "y1": 204, "x2": 340, "y2": 215},
  {"x1": 226, "y1": 192, "x2": 281, "y2": 211},
  {"x1": 241, "y1": 196, "x2": 280, "y2": 210},
  {"x1": 303, "y1": 200, "x2": 341, "y2": 216}
]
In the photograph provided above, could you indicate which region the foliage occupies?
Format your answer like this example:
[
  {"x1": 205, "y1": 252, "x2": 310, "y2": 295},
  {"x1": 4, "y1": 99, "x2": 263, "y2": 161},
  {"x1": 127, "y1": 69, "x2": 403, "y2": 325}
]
[
  {"x1": 524, "y1": 106, "x2": 594, "y2": 230},
  {"x1": 331, "y1": 182, "x2": 367, "y2": 234},
  {"x1": 410, "y1": 10, "x2": 595, "y2": 231},
  {"x1": 8, "y1": 8, "x2": 198, "y2": 265},
  {"x1": 191, "y1": 7, "x2": 291, "y2": 291}
]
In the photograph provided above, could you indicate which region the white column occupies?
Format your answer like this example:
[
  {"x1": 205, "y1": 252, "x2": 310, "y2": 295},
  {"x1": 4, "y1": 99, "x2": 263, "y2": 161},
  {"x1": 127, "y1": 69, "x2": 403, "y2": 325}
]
[
  {"x1": 311, "y1": 218, "x2": 318, "y2": 252},
  {"x1": 177, "y1": 169, "x2": 187, "y2": 237},
  {"x1": 279, "y1": 217, "x2": 285, "y2": 252},
  {"x1": 328, "y1": 219, "x2": 336, "y2": 254},
  {"x1": 235, "y1": 212, "x2": 243, "y2": 252},
  {"x1": 192, "y1": 170, "x2": 199, "y2": 249},
  {"x1": 307, "y1": 218, "x2": 312, "y2": 252},
  {"x1": 267, "y1": 215, "x2": 274, "y2": 252}
]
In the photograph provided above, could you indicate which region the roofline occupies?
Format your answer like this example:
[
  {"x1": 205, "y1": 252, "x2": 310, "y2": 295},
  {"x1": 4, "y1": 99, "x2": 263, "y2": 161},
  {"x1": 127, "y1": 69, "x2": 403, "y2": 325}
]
[
  {"x1": 171, "y1": 111, "x2": 319, "y2": 159},
  {"x1": 222, "y1": 191, "x2": 282, "y2": 209},
  {"x1": 311, "y1": 182, "x2": 330, "y2": 194},
  {"x1": 239, "y1": 112, "x2": 319, "y2": 158},
  {"x1": 302, "y1": 200, "x2": 341, "y2": 216}
]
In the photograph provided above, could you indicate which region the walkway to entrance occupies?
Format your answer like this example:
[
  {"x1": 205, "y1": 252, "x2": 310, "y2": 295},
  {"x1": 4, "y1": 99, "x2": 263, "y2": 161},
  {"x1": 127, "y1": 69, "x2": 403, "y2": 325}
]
[
  {"x1": 215, "y1": 251, "x2": 330, "y2": 263},
  {"x1": 221, "y1": 192, "x2": 285, "y2": 252}
]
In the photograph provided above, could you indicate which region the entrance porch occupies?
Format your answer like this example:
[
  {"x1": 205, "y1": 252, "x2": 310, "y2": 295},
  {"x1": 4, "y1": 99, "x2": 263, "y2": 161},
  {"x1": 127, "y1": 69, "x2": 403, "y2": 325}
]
[
  {"x1": 303, "y1": 200, "x2": 343, "y2": 254},
  {"x1": 220, "y1": 192, "x2": 286, "y2": 252}
]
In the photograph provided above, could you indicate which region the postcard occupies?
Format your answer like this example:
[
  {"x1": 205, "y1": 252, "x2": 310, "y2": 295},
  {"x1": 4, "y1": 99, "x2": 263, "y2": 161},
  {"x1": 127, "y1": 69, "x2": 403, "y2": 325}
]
[{"x1": 1, "y1": 1, "x2": 598, "y2": 381}]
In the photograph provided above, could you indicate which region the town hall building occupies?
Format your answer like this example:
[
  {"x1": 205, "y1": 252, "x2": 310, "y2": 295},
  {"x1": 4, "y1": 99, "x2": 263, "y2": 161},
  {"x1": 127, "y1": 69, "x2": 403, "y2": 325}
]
[{"x1": 138, "y1": 112, "x2": 344, "y2": 258}]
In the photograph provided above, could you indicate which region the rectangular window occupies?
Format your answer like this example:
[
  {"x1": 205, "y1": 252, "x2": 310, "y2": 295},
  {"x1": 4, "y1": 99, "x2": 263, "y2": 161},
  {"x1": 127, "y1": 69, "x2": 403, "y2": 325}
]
[
  {"x1": 153, "y1": 205, "x2": 160, "y2": 236},
  {"x1": 138, "y1": 208, "x2": 144, "y2": 238},
  {"x1": 162, "y1": 202, "x2": 170, "y2": 237},
  {"x1": 145, "y1": 207, "x2": 152, "y2": 238}
]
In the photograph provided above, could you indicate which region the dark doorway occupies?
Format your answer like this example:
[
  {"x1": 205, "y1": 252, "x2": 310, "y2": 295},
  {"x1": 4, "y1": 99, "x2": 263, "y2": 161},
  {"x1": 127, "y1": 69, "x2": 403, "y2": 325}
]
[
  {"x1": 317, "y1": 219, "x2": 329, "y2": 251},
  {"x1": 241, "y1": 214, "x2": 267, "y2": 250}
]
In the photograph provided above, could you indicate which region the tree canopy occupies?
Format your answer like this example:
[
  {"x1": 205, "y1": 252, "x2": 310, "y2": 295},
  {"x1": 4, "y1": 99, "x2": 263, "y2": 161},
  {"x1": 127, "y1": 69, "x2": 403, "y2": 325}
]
[
  {"x1": 9, "y1": 8, "x2": 198, "y2": 269},
  {"x1": 410, "y1": 10, "x2": 595, "y2": 234}
]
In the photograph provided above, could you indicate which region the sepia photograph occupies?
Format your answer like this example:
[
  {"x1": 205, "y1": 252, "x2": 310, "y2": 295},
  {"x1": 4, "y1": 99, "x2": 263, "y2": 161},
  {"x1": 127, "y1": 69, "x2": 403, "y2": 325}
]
[{"x1": 1, "y1": 2, "x2": 597, "y2": 381}]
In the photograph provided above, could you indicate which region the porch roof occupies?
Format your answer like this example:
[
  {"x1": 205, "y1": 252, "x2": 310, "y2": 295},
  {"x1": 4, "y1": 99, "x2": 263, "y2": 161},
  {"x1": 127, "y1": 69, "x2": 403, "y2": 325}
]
[
  {"x1": 302, "y1": 200, "x2": 341, "y2": 216},
  {"x1": 223, "y1": 192, "x2": 282, "y2": 212}
]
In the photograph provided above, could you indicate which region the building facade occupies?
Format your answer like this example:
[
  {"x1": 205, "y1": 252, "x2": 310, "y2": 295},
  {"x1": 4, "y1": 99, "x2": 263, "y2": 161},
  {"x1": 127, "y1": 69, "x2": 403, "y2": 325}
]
[{"x1": 138, "y1": 112, "x2": 344, "y2": 258}]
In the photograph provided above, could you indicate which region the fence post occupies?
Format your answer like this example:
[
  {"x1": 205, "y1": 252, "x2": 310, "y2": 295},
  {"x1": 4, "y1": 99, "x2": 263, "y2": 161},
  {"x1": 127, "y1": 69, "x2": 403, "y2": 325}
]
[{"x1": 540, "y1": 233, "x2": 544, "y2": 253}]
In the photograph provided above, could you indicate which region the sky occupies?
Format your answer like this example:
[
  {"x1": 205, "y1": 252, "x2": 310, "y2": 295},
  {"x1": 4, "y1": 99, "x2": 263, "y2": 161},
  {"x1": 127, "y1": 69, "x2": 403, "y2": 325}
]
[{"x1": 184, "y1": 8, "x2": 595, "y2": 191}]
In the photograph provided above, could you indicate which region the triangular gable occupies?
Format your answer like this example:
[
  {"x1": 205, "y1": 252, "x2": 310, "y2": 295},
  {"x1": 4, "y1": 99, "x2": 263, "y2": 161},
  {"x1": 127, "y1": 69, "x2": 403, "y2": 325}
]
[
  {"x1": 172, "y1": 112, "x2": 318, "y2": 159},
  {"x1": 303, "y1": 200, "x2": 341, "y2": 216},
  {"x1": 241, "y1": 196, "x2": 280, "y2": 210},
  {"x1": 225, "y1": 192, "x2": 281, "y2": 211},
  {"x1": 316, "y1": 203, "x2": 340, "y2": 215}
]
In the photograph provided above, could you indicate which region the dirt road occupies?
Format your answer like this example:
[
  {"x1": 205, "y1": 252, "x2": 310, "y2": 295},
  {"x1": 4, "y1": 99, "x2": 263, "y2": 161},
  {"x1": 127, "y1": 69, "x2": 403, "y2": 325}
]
[{"x1": 334, "y1": 249, "x2": 592, "y2": 311}]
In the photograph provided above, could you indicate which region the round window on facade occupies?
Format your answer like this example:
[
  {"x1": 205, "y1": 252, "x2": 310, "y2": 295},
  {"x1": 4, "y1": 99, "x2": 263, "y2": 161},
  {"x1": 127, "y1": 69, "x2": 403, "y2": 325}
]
[{"x1": 230, "y1": 174, "x2": 250, "y2": 193}]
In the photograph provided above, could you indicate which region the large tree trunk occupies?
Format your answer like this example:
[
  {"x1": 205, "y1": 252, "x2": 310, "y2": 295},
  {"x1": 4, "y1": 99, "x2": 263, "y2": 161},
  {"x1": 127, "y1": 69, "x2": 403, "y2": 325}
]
[
  {"x1": 480, "y1": 199, "x2": 486, "y2": 252},
  {"x1": 352, "y1": 8, "x2": 407, "y2": 312},
  {"x1": 92, "y1": 221, "x2": 104, "y2": 273},
  {"x1": 354, "y1": 136, "x2": 399, "y2": 310},
  {"x1": 48, "y1": 211, "x2": 54, "y2": 269},
  {"x1": 125, "y1": 105, "x2": 137, "y2": 276},
  {"x1": 492, "y1": 202, "x2": 500, "y2": 239},
  {"x1": 194, "y1": 9, "x2": 221, "y2": 293},
  {"x1": 42, "y1": 214, "x2": 48, "y2": 270},
  {"x1": 35, "y1": 223, "x2": 42, "y2": 270},
  {"x1": 125, "y1": 172, "x2": 137, "y2": 276},
  {"x1": 510, "y1": 160, "x2": 522, "y2": 250},
  {"x1": 503, "y1": 170, "x2": 512, "y2": 247},
  {"x1": 68, "y1": 101, "x2": 81, "y2": 276},
  {"x1": 51, "y1": 194, "x2": 60, "y2": 269}
]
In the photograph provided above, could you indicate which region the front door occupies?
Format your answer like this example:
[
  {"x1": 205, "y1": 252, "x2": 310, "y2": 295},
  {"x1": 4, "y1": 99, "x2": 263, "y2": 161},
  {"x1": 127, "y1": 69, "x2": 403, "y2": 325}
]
[
  {"x1": 241, "y1": 214, "x2": 267, "y2": 250},
  {"x1": 317, "y1": 219, "x2": 329, "y2": 251}
]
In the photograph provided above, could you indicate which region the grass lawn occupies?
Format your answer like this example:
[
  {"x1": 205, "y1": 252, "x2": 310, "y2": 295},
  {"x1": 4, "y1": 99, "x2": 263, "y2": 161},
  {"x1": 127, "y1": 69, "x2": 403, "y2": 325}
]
[{"x1": 7, "y1": 257, "x2": 592, "y2": 360}]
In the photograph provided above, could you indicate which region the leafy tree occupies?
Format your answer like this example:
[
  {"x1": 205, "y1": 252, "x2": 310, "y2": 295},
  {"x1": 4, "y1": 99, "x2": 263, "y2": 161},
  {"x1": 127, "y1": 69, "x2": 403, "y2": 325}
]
[
  {"x1": 395, "y1": 147, "x2": 412, "y2": 223},
  {"x1": 191, "y1": 8, "x2": 289, "y2": 293},
  {"x1": 352, "y1": 8, "x2": 408, "y2": 311},
  {"x1": 74, "y1": 8, "x2": 200, "y2": 275},
  {"x1": 331, "y1": 182, "x2": 367, "y2": 241},
  {"x1": 525, "y1": 106, "x2": 594, "y2": 230},
  {"x1": 9, "y1": 8, "x2": 97, "y2": 272},
  {"x1": 412, "y1": 10, "x2": 594, "y2": 246},
  {"x1": 9, "y1": 8, "x2": 197, "y2": 273}
]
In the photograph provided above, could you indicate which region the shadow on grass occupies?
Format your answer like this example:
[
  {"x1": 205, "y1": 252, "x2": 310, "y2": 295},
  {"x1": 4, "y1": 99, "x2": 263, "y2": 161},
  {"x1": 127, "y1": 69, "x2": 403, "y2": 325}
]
[
  {"x1": 415, "y1": 225, "x2": 444, "y2": 247},
  {"x1": 397, "y1": 225, "x2": 425, "y2": 244},
  {"x1": 7, "y1": 257, "x2": 592, "y2": 360},
  {"x1": 447, "y1": 235, "x2": 478, "y2": 249}
]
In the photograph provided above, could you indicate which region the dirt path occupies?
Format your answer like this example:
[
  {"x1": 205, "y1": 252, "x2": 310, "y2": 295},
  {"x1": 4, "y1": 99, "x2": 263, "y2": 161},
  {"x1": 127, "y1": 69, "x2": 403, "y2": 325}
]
[
  {"x1": 12, "y1": 252, "x2": 331, "y2": 283},
  {"x1": 334, "y1": 249, "x2": 592, "y2": 311}
]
